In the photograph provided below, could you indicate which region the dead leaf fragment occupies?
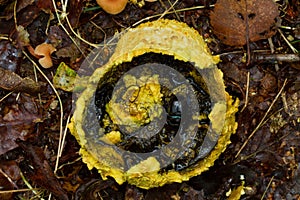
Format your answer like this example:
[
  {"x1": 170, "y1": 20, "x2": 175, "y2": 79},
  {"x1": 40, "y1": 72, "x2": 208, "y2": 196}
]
[
  {"x1": 36, "y1": 0, "x2": 55, "y2": 12},
  {"x1": 210, "y1": 0, "x2": 280, "y2": 46},
  {"x1": 0, "y1": 160, "x2": 21, "y2": 199},
  {"x1": 0, "y1": 41, "x2": 22, "y2": 72},
  {"x1": 18, "y1": 143, "x2": 69, "y2": 200},
  {"x1": 0, "y1": 172, "x2": 13, "y2": 200},
  {"x1": 0, "y1": 94, "x2": 42, "y2": 155},
  {"x1": 16, "y1": 25, "x2": 30, "y2": 47},
  {"x1": 0, "y1": 67, "x2": 44, "y2": 94}
]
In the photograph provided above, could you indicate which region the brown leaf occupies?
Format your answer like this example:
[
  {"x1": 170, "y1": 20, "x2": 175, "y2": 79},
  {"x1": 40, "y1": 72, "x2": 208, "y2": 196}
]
[
  {"x1": 36, "y1": 0, "x2": 54, "y2": 12},
  {"x1": 18, "y1": 142, "x2": 69, "y2": 200},
  {"x1": 181, "y1": 186, "x2": 206, "y2": 200},
  {"x1": 75, "y1": 179, "x2": 120, "y2": 200},
  {"x1": 0, "y1": 67, "x2": 45, "y2": 94},
  {"x1": 0, "y1": 161, "x2": 21, "y2": 183},
  {"x1": 0, "y1": 41, "x2": 22, "y2": 72},
  {"x1": 210, "y1": 0, "x2": 280, "y2": 46},
  {"x1": 3, "y1": 0, "x2": 35, "y2": 20},
  {"x1": 68, "y1": 0, "x2": 86, "y2": 28},
  {"x1": 0, "y1": 172, "x2": 13, "y2": 200},
  {"x1": 0, "y1": 160, "x2": 21, "y2": 199},
  {"x1": 0, "y1": 0, "x2": 9, "y2": 7},
  {"x1": 0, "y1": 94, "x2": 42, "y2": 155}
]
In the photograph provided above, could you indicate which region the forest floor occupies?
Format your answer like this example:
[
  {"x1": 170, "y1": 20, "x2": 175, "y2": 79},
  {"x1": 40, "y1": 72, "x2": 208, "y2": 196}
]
[{"x1": 0, "y1": 0, "x2": 299, "y2": 199}]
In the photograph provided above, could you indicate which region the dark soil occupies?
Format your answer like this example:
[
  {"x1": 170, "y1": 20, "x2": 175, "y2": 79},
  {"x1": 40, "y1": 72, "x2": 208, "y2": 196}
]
[{"x1": 0, "y1": 0, "x2": 299, "y2": 199}]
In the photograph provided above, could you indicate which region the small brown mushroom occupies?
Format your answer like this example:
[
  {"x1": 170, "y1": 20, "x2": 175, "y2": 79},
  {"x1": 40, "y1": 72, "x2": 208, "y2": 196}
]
[
  {"x1": 96, "y1": 0, "x2": 128, "y2": 15},
  {"x1": 34, "y1": 43, "x2": 56, "y2": 68}
]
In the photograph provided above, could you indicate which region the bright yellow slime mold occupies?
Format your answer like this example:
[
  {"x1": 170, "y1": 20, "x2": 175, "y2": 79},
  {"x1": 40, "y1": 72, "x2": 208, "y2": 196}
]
[{"x1": 68, "y1": 19, "x2": 239, "y2": 189}]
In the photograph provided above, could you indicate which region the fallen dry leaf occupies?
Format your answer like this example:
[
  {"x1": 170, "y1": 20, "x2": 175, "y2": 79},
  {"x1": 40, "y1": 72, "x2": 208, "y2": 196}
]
[
  {"x1": 0, "y1": 160, "x2": 21, "y2": 199},
  {"x1": 68, "y1": 0, "x2": 86, "y2": 28},
  {"x1": 36, "y1": 0, "x2": 54, "y2": 12},
  {"x1": 0, "y1": 161, "x2": 21, "y2": 183},
  {"x1": 0, "y1": 94, "x2": 42, "y2": 155},
  {"x1": 0, "y1": 172, "x2": 13, "y2": 200},
  {"x1": 0, "y1": 67, "x2": 45, "y2": 94},
  {"x1": 3, "y1": 0, "x2": 35, "y2": 20},
  {"x1": 16, "y1": 25, "x2": 30, "y2": 47},
  {"x1": 210, "y1": 0, "x2": 280, "y2": 46},
  {"x1": 18, "y1": 142, "x2": 69, "y2": 200},
  {"x1": 0, "y1": 41, "x2": 22, "y2": 72}
]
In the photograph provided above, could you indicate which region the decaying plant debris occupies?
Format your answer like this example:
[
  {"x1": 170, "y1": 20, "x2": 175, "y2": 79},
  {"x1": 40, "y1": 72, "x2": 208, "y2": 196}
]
[
  {"x1": 0, "y1": 0, "x2": 299, "y2": 199},
  {"x1": 210, "y1": 0, "x2": 280, "y2": 46}
]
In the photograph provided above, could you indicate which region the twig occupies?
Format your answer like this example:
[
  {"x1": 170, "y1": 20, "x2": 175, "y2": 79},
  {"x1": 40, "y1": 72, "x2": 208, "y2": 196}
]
[
  {"x1": 278, "y1": 29, "x2": 298, "y2": 53},
  {"x1": 232, "y1": 121, "x2": 291, "y2": 165},
  {"x1": 20, "y1": 171, "x2": 45, "y2": 199},
  {"x1": 281, "y1": 91, "x2": 290, "y2": 115},
  {"x1": 0, "y1": 91, "x2": 13, "y2": 103},
  {"x1": 268, "y1": 37, "x2": 279, "y2": 71},
  {"x1": 261, "y1": 176, "x2": 274, "y2": 200},
  {"x1": 241, "y1": 72, "x2": 250, "y2": 112},
  {"x1": 158, "y1": 0, "x2": 179, "y2": 21},
  {"x1": 245, "y1": 1, "x2": 251, "y2": 65},
  {"x1": 50, "y1": 0, "x2": 91, "y2": 56},
  {"x1": 166, "y1": 0, "x2": 180, "y2": 21},
  {"x1": 65, "y1": 16, "x2": 99, "y2": 49},
  {"x1": 0, "y1": 168, "x2": 18, "y2": 188},
  {"x1": 235, "y1": 79, "x2": 288, "y2": 158},
  {"x1": 0, "y1": 188, "x2": 36, "y2": 194},
  {"x1": 0, "y1": 36, "x2": 9, "y2": 40},
  {"x1": 57, "y1": 157, "x2": 81, "y2": 171},
  {"x1": 132, "y1": 5, "x2": 210, "y2": 27},
  {"x1": 23, "y1": 51, "x2": 64, "y2": 176},
  {"x1": 55, "y1": 114, "x2": 71, "y2": 169},
  {"x1": 254, "y1": 53, "x2": 300, "y2": 62}
]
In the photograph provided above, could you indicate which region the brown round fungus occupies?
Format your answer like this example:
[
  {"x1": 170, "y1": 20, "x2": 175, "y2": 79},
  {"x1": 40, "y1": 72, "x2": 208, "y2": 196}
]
[
  {"x1": 34, "y1": 43, "x2": 56, "y2": 68},
  {"x1": 96, "y1": 0, "x2": 128, "y2": 15}
]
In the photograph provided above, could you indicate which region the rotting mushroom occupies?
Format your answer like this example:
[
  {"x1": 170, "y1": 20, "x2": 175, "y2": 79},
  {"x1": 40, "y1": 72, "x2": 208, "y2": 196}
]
[
  {"x1": 69, "y1": 19, "x2": 239, "y2": 189},
  {"x1": 96, "y1": 0, "x2": 128, "y2": 15},
  {"x1": 34, "y1": 43, "x2": 56, "y2": 68}
]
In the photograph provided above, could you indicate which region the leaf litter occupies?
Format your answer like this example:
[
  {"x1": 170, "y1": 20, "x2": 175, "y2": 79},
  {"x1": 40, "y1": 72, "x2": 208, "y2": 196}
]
[
  {"x1": 0, "y1": 0, "x2": 299, "y2": 199},
  {"x1": 18, "y1": 142, "x2": 69, "y2": 200},
  {"x1": 0, "y1": 67, "x2": 45, "y2": 94},
  {"x1": 0, "y1": 94, "x2": 42, "y2": 155},
  {"x1": 210, "y1": 0, "x2": 280, "y2": 46}
]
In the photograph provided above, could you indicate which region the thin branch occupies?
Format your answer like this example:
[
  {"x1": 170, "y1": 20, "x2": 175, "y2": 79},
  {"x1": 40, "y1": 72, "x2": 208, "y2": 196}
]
[
  {"x1": 254, "y1": 53, "x2": 300, "y2": 62},
  {"x1": 23, "y1": 51, "x2": 64, "y2": 177},
  {"x1": 132, "y1": 5, "x2": 210, "y2": 27},
  {"x1": 261, "y1": 176, "x2": 274, "y2": 200},
  {"x1": 278, "y1": 29, "x2": 298, "y2": 53},
  {"x1": 235, "y1": 79, "x2": 288, "y2": 158},
  {"x1": 241, "y1": 71, "x2": 250, "y2": 112}
]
